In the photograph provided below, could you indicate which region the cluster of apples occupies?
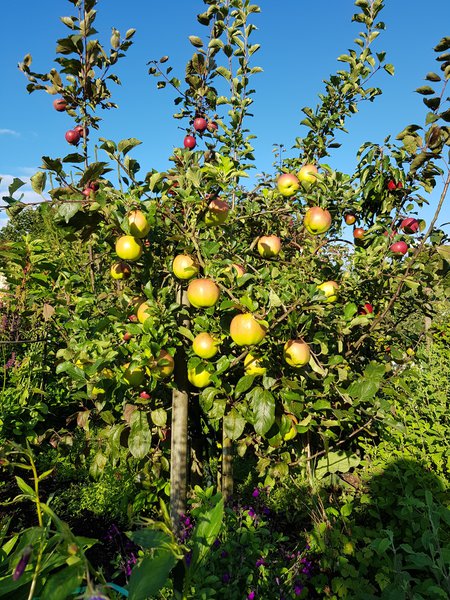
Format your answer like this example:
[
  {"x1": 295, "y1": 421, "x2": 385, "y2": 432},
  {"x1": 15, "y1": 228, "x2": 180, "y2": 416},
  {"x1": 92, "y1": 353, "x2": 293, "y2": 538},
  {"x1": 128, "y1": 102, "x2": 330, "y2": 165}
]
[
  {"x1": 277, "y1": 166, "x2": 332, "y2": 236},
  {"x1": 53, "y1": 96, "x2": 90, "y2": 146},
  {"x1": 183, "y1": 116, "x2": 218, "y2": 150}
]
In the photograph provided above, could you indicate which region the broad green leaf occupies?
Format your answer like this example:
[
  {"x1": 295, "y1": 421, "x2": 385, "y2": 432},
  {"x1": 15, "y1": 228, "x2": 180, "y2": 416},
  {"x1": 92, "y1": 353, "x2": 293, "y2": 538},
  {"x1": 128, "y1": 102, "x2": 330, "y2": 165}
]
[
  {"x1": 118, "y1": 138, "x2": 142, "y2": 155},
  {"x1": 189, "y1": 496, "x2": 224, "y2": 575},
  {"x1": 223, "y1": 408, "x2": 246, "y2": 440},
  {"x1": 248, "y1": 388, "x2": 275, "y2": 436},
  {"x1": 30, "y1": 172, "x2": 46, "y2": 194},
  {"x1": 128, "y1": 411, "x2": 152, "y2": 459},
  {"x1": 40, "y1": 563, "x2": 84, "y2": 600},
  {"x1": 128, "y1": 550, "x2": 178, "y2": 600}
]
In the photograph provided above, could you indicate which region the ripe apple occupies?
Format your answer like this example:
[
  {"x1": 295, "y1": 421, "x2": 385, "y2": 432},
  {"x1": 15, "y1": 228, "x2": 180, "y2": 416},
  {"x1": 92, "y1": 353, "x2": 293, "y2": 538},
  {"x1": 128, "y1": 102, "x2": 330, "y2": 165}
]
[
  {"x1": 65, "y1": 129, "x2": 81, "y2": 145},
  {"x1": 277, "y1": 173, "x2": 300, "y2": 197},
  {"x1": 230, "y1": 313, "x2": 267, "y2": 346},
  {"x1": 283, "y1": 339, "x2": 310, "y2": 367},
  {"x1": 82, "y1": 187, "x2": 93, "y2": 197},
  {"x1": 74, "y1": 125, "x2": 89, "y2": 138},
  {"x1": 390, "y1": 241, "x2": 408, "y2": 255},
  {"x1": 387, "y1": 180, "x2": 397, "y2": 191},
  {"x1": 192, "y1": 332, "x2": 219, "y2": 359},
  {"x1": 283, "y1": 414, "x2": 298, "y2": 441},
  {"x1": 317, "y1": 280, "x2": 339, "y2": 303},
  {"x1": 353, "y1": 227, "x2": 365, "y2": 240},
  {"x1": 110, "y1": 261, "x2": 131, "y2": 280},
  {"x1": 184, "y1": 135, "x2": 196, "y2": 149},
  {"x1": 116, "y1": 236, "x2": 143, "y2": 261},
  {"x1": 123, "y1": 363, "x2": 145, "y2": 387},
  {"x1": 193, "y1": 117, "x2": 208, "y2": 132},
  {"x1": 204, "y1": 199, "x2": 229, "y2": 226},
  {"x1": 257, "y1": 235, "x2": 281, "y2": 258},
  {"x1": 231, "y1": 264, "x2": 245, "y2": 278},
  {"x1": 88, "y1": 181, "x2": 99, "y2": 191},
  {"x1": 129, "y1": 314, "x2": 138, "y2": 323},
  {"x1": 207, "y1": 121, "x2": 218, "y2": 133},
  {"x1": 344, "y1": 212, "x2": 356, "y2": 225},
  {"x1": 187, "y1": 278, "x2": 220, "y2": 308},
  {"x1": 304, "y1": 207, "x2": 332, "y2": 235},
  {"x1": 154, "y1": 349, "x2": 174, "y2": 378},
  {"x1": 400, "y1": 217, "x2": 419, "y2": 234},
  {"x1": 139, "y1": 391, "x2": 151, "y2": 400},
  {"x1": 128, "y1": 209, "x2": 150, "y2": 238},
  {"x1": 358, "y1": 303, "x2": 373, "y2": 315},
  {"x1": 244, "y1": 352, "x2": 266, "y2": 376},
  {"x1": 188, "y1": 365, "x2": 211, "y2": 388},
  {"x1": 53, "y1": 98, "x2": 67, "y2": 111},
  {"x1": 298, "y1": 164, "x2": 318, "y2": 187},
  {"x1": 172, "y1": 254, "x2": 198, "y2": 280},
  {"x1": 137, "y1": 301, "x2": 156, "y2": 325},
  {"x1": 123, "y1": 332, "x2": 132, "y2": 342}
]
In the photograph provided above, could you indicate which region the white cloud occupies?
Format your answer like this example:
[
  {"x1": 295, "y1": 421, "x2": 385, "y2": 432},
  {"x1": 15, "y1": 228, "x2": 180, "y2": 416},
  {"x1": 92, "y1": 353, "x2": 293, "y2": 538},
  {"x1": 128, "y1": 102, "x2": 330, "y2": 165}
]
[{"x1": 0, "y1": 129, "x2": 19, "y2": 136}]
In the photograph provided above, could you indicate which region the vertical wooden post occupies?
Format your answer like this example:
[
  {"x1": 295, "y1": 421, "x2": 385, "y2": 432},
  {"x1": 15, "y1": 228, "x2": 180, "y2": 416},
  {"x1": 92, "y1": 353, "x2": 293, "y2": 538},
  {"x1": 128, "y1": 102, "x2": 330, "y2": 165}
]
[
  {"x1": 221, "y1": 421, "x2": 234, "y2": 501},
  {"x1": 170, "y1": 287, "x2": 190, "y2": 537}
]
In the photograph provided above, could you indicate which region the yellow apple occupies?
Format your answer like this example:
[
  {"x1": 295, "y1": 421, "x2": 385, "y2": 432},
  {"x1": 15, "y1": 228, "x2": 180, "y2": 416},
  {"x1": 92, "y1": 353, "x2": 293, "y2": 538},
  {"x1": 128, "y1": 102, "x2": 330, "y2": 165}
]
[
  {"x1": 257, "y1": 235, "x2": 281, "y2": 258},
  {"x1": 154, "y1": 349, "x2": 174, "y2": 378},
  {"x1": 187, "y1": 278, "x2": 220, "y2": 308},
  {"x1": 244, "y1": 352, "x2": 266, "y2": 376},
  {"x1": 230, "y1": 313, "x2": 267, "y2": 346},
  {"x1": 304, "y1": 207, "x2": 332, "y2": 235},
  {"x1": 188, "y1": 365, "x2": 211, "y2": 388},
  {"x1": 128, "y1": 209, "x2": 150, "y2": 238},
  {"x1": 116, "y1": 236, "x2": 143, "y2": 261},
  {"x1": 277, "y1": 173, "x2": 299, "y2": 197},
  {"x1": 123, "y1": 363, "x2": 145, "y2": 386},
  {"x1": 317, "y1": 280, "x2": 339, "y2": 303},
  {"x1": 298, "y1": 164, "x2": 318, "y2": 187},
  {"x1": 204, "y1": 199, "x2": 230, "y2": 226},
  {"x1": 192, "y1": 332, "x2": 219, "y2": 359},
  {"x1": 283, "y1": 339, "x2": 310, "y2": 367},
  {"x1": 110, "y1": 261, "x2": 131, "y2": 280},
  {"x1": 172, "y1": 254, "x2": 199, "y2": 280}
]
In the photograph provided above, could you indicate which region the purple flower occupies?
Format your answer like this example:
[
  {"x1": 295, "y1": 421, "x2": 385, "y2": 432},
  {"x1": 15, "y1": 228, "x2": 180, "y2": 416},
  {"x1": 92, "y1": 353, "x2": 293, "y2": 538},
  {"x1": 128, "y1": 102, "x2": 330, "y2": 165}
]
[
  {"x1": 255, "y1": 558, "x2": 265, "y2": 568},
  {"x1": 220, "y1": 550, "x2": 229, "y2": 559},
  {"x1": 248, "y1": 508, "x2": 256, "y2": 518},
  {"x1": 12, "y1": 546, "x2": 32, "y2": 580},
  {"x1": 294, "y1": 584, "x2": 304, "y2": 596},
  {"x1": 222, "y1": 573, "x2": 231, "y2": 583},
  {"x1": 252, "y1": 488, "x2": 260, "y2": 498},
  {"x1": 248, "y1": 592, "x2": 256, "y2": 600}
]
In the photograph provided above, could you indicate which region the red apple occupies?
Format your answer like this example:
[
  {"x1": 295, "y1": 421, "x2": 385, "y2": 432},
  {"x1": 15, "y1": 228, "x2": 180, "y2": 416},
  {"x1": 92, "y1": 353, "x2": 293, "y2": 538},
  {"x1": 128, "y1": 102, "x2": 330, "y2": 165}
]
[
  {"x1": 387, "y1": 180, "x2": 397, "y2": 191},
  {"x1": 353, "y1": 227, "x2": 365, "y2": 240},
  {"x1": 344, "y1": 213, "x2": 356, "y2": 225},
  {"x1": 88, "y1": 181, "x2": 99, "y2": 191},
  {"x1": 139, "y1": 391, "x2": 151, "y2": 400},
  {"x1": 193, "y1": 117, "x2": 208, "y2": 132},
  {"x1": 65, "y1": 129, "x2": 81, "y2": 145},
  {"x1": 53, "y1": 98, "x2": 67, "y2": 111},
  {"x1": 74, "y1": 125, "x2": 89, "y2": 138},
  {"x1": 390, "y1": 241, "x2": 408, "y2": 255},
  {"x1": 123, "y1": 332, "x2": 132, "y2": 341},
  {"x1": 400, "y1": 217, "x2": 419, "y2": 234},
  {"x1": 358, "y1": 303, "x2": 373, "y2": 315},
  {"x1": 184, "y1": 135, "x2": 196, "y2": 149}
]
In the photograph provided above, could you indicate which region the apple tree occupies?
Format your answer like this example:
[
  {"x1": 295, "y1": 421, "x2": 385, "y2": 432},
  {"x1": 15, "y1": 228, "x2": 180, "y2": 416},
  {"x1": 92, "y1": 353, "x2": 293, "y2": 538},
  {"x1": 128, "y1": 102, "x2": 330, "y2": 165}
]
[{"x1": 4, "y1": 0, "x2": 449, "y2": 537}]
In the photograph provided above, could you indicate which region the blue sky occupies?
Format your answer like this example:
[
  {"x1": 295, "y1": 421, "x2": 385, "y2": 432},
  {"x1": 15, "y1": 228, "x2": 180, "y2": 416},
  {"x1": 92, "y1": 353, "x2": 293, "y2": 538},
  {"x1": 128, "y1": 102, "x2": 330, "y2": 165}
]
[{"x1": 1, "y1": 0, "x2": 449, "y2": 232}]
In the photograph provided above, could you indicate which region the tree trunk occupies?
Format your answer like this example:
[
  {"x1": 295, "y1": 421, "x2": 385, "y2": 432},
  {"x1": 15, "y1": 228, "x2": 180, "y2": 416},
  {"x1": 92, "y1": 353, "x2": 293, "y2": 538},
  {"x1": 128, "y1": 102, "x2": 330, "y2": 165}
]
[
  {"x1": 221, "y1": 429, "x2": 233, "y2": 502},
  {"x1": 170, "y1": 287, "x2": 190, "y2": 537}
]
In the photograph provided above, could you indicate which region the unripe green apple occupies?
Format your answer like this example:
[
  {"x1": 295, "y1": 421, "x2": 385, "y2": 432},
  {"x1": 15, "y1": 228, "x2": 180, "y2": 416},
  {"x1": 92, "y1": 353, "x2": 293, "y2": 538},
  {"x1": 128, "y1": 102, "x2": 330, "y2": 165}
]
[
  {"x1": 154, "y1": 349, "x2": 174, "y2": 378},
  {"x1": 188, "y1": 365, "x2": 211, "y2": 388},
  {"x1": 123, "y1": 363, "x2": 145, "y2": 386},
  {"x1": 110, "y1": 261, "x2": 131, "y2": 280}
]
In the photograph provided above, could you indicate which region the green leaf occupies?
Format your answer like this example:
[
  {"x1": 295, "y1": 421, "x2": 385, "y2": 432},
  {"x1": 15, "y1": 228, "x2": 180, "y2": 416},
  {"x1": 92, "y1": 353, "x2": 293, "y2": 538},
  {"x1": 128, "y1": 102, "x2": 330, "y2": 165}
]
[
  {"x1": 128, "y1": 411, "x2": 152, "y2": 459},
  {"x1": 235, "y1": 374, "x2": 256, "y2": 397},
  {"x1": 30, "y1": 172, "x2": 46, "y2": 194},
  {"x1": 315, "y1": 451, "x2": 360, "y2": 479},
  {"x1": 434, "y1": 37, "x2": 450, "y2": 52},
  {"x1": 423, "y1": 96, "x2": 440, "y2": 111},
  {"x1": 15, "y1": 476, "x2": 35, "y2": 498},
  {"x1": 216, "y1": 66, "x2": 231, "y2": 80},
  {"x1": 128, "y1": 550, "x2": 178, "y2": 600},
  {"x1": 178, "y1": 325, "x2": 194, "y2": 342},
  {"x1": 118, "y1": 138, "x2": 142, "y2": 155},
  {"x1": 248, "y1": 388, "x2": 275, "y2": 436},
  {"x1": 188, "y1": 35, "x2": 203, "y2": 48},
  {"x1": 151, "y1": 408, "x2": 167, "y2": 427},
  {"x1": 415, "y1": 85, "x2": 435, "y2": 95},
  {"x1": 40, "y1": 563, "x2": 84, "y2": 600},
  {"x1": 223, "y1": 408, "x2": 246, "y2": 440},
  {"x1": 384, "y1": 63, "x2": 394, "y2": 76},
  {"x1": 189, "y1": 496, "x2": 224, "y2": 576},
  {"x1": 57, "y1": 202, "x2": 80, "y2": 224},
  {"x1": 425, "y1": 72, "x2": 441, "y2": 82},
  {"x1": 130, "y1": 529, "x2": 174, "y2": 551},
  {"x1": 437, "y1": 245, "x2": 450, "y2": 263}
]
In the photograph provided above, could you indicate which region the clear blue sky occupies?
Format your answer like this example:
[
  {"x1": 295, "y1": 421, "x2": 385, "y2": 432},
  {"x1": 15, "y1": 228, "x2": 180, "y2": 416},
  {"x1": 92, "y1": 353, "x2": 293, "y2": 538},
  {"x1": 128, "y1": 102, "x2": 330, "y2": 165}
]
[{"x1": 1, "y1": 0, "x2": 449, "y2": 231}]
